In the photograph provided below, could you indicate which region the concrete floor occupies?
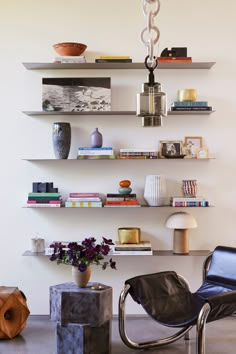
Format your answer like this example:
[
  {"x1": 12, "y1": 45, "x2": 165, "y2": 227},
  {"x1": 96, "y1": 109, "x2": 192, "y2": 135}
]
[{"x1": 0, "y1": 316, "x2": 235, "y2": 354}]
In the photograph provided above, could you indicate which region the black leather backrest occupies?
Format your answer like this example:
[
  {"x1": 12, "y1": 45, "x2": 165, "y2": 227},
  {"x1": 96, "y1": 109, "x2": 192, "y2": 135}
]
[{"x1": 206, "y1": 245, "x2": 236, "y2": 286}]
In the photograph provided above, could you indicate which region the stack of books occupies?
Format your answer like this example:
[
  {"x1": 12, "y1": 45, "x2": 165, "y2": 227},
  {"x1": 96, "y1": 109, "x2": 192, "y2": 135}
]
[
  {"x1": 170, "y1": 101, "x2": 213, "y2": 112},
  {"x1": 157, "y1": 56, "x2": 192, "y2": 63},
  {"x1": 26, "y1": 192, "x2": 62, "y2": 207},
  {"x1": 77, "y1": 147, "x2": 116, "y2": 160},
  {"x1": 110, "y1": 241, "x2": 153, "y2": 255},
  {"x1": 117, "y1": 148, "x2": 158, "y2": 159},
  {"x1": 95, "y1": 56, "x2": 132, "y2": 63},
  {"x1": 65, "y1": 192, "x2": 103, "y2": 208},
  {"x1": 54, "y1": 55, "x2": 86, "y2": 63},
  {"x1": 171, "y1": 196, "x2": 210, "y2": 207},
  {"x1": 104, "y1": 193, "x2": 141, "y2": 207}
]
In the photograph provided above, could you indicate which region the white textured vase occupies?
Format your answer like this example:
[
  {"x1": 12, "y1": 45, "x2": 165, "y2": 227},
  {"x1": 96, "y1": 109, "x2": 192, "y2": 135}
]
[{"x1": 144, "y1": 175, "x2": 167, "y2": 206}]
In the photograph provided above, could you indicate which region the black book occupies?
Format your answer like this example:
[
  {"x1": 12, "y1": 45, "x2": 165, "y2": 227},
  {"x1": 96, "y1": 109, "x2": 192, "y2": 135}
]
[
  {"x1": 171, "y1": 106, "x2": 212, "y2": 111},
  {"x1": 106, "y1": 193, "x2": 136, "y2": 198},
  {"x1": 95, "y1": 59, "x2": 132, "y2": 63}
]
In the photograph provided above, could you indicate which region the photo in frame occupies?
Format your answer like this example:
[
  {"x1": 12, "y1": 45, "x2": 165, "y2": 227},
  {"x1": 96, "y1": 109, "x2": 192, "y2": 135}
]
[
  {"x1": 42, "y1": 77, "x2": 111, "y2": 112},
  {"x1": 184, "y1": 136, "x2": 203, "y2": 158},
  {"x1": 159, "y1": 140, "x2": 184, "y2": 158}
]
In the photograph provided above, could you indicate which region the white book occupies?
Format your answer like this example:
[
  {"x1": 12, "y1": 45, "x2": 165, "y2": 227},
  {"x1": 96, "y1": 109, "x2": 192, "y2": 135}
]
[
  {"x1": 67, "y1": 197, "x2": 102, "y2": 202},
  {"x1": 24, "y1": 203, "x2": 61, "y2": 208},
  {"x1": 109, "y1": 250, "x2": 153, "y2": 256},
  {"x1": 120, "y1": 148, "x2": 157, "y2": 153},
  {"x1": 77, "y1": 150, "x2": 114, "y2": 156}
]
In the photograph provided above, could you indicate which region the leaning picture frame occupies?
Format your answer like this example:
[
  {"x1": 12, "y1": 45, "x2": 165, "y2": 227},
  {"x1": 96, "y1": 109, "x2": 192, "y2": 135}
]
[
  {"x1": 159, "y1": 140, "x2": 184, "y2": 158},
  {"x1": 184, "y1": 136, "x2": 203, "y2": 158}
]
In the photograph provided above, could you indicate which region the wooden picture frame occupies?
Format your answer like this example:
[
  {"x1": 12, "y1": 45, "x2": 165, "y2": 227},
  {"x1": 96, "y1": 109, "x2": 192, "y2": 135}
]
[
  {"x1": 184, "y1": 136, "x2": 203, "y2": 158},
  {"x1": 196, "y1": 147, "x2": 209, "y2": 159},
  {"x1": 159, "y1": 140, "x2": 183, "y2": 158}
]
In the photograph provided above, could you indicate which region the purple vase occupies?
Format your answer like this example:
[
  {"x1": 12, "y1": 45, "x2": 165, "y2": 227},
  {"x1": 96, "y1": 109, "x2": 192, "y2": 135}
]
[{"x1": 90, "y1": 128, "x2": 103, "y2": 148}]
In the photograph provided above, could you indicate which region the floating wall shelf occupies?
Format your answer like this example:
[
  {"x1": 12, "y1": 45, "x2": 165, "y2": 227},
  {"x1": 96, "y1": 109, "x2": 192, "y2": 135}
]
[
  {"x1": 22, "y1": 110, "x2": 215, "y2": 116},
  {"x1": 22, "y1": 250, "x2": 211, "y2": 257},
  {"x1": 22, "y1": 62, "x2": 216, "y2": 70}
]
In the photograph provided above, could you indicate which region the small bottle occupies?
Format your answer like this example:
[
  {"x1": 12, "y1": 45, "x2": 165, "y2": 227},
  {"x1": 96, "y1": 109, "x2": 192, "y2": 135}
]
[{"x1": 90, "y1": 128, "x2": 103, "y2": 148}]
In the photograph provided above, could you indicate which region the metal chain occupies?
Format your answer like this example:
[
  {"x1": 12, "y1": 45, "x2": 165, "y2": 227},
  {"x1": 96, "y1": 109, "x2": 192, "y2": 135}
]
[{"x1": 140, "y1": 0, "x2": 160, "y2": 68}]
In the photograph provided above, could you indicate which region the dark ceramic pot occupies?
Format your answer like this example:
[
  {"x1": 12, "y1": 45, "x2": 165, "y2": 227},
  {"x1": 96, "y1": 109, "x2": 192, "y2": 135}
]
[{"x1": 52, "y1": 122, "x2": 71, "y2": 159}]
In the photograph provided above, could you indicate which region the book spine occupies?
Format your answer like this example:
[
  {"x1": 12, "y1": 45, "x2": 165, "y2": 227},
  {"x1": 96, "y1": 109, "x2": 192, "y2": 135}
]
[
  {"x1": 67, "y1": 197, "x2": 101, "y2": 202},
  {"x1": 95, "y1": 59, "x2": 132, "y2": 63},
  {"x1": 115, "y1": 247, "x2": 152, "y2": 251},
  {"x1": 25, "y1": 203, "x2": 61, "y2": 207},
  {"x1": 100, "y1": 56, "x2": 131, "y2": 59},
  {"x1": 27, "y1": 200, "x2": 61, "y2": 204},
  {"x1": 119, "y1": 148, "x2": 157, "y2": 153},
  {"x1": 104, "y1": 205, "x2": 141, "y2": 208},
  {"x1": 28, "y1": 192, "x2": 61, "y2": 197},
  {"x1": 106, "y1": 197, "x2": 136, "y2": 201},
  {"x1": 105, "y1": 201, "x2": 139, "y2": 206},
  {"x1": 172, "y1": 101, "x2": 208, "y2": 107},
  {"x1": 77, "y1": 155, "x2": 116, "y2": 160},
  {"x1": 28, "y1": 196, "x2": 61, "y2": 201},
  {"x1": 172, "y1": 201, "x2": 209, "y2": 207},
  {"x1": 78, "y1": 147, "x2": 113, "y2": 150},
  {"x1": 107, "y1": 193, "x2": 136, "y2": 198},
  {"x1": 110, "y1": 250, "x2": 153, "y2": 255},
  {"x1": 65, "y1": 201, "x2": 103, "y2": 207},
  {"x1": 69, "y1": 193, "x2": 100, "y2": 198},
  {"x1": 171, "y1": 107, "x2": 212, "y2": 111},
  {"x1": 78, "y1": 150, "x2": 114, "y2": 156},
  {"x1": 117, "y1": 155, "x2": 157, "y2": 159}
]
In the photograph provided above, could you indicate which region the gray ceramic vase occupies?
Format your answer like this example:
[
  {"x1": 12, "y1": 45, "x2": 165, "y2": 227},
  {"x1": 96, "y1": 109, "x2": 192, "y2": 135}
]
[{"x1": 52, "y1": 122, "x2": 71, "y2": 159}]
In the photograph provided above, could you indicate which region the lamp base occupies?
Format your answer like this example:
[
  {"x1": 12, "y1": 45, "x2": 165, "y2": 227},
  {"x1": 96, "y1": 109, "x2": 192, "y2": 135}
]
[{"x1": 173, "y1": 229, "x2": 189, "y2": 254}]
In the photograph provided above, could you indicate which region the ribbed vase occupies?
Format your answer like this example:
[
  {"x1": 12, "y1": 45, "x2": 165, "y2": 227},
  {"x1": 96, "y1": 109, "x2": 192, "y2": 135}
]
[
  {"x1": 52, "y1": 122, "x2": 71, "y2": 159},
  {"x1": 144, "y1": 175, "x2": 167, "y2": 206}
]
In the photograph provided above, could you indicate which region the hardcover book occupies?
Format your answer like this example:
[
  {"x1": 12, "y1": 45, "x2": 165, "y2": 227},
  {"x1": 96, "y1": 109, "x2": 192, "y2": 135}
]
[
  {"x1": 172, "y1": 101, "x2": 208, "y2": 107},
  {"x1": 65, "y1": 201, "x2": 103, "y2": 208}
]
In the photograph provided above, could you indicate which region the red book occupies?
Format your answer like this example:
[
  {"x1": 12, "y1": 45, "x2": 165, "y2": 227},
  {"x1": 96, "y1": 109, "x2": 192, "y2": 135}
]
[{"x1": 157, "y1": 57, "x2": 192, "y2": 62}]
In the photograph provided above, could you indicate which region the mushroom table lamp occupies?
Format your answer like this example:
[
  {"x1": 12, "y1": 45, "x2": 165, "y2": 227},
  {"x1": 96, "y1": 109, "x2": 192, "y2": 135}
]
[{"x1": 165, "y1": 211, "x2": 197, "y2": 254}]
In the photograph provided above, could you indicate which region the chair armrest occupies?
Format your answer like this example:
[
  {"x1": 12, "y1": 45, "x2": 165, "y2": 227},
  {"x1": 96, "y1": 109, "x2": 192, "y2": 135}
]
[{"x1": 208, "y1": 290, "x2": 236, "y2": 307}]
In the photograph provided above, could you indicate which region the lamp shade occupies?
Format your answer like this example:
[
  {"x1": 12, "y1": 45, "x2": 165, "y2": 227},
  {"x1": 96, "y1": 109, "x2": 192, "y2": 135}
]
[{"x1": 165, "y1": 212, "x2": 197, "y2": 229}]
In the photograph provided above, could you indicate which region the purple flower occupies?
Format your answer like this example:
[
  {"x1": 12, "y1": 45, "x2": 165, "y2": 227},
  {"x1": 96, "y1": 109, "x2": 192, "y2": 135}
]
[{"x1": 49, "y1": 237, "x2": 116, "y2": 271}]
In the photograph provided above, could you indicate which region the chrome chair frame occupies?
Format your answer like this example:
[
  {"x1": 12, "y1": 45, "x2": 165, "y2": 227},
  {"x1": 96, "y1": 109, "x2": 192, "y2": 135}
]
[{"x1": 118, "y1": 249, "x2": 232, "y2": 354}]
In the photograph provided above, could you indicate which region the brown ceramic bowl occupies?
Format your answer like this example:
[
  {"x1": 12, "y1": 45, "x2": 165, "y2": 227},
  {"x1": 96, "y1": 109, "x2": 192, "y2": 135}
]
[{"x1": 53, "y1": 42, "x2": 87, "y2": 56}]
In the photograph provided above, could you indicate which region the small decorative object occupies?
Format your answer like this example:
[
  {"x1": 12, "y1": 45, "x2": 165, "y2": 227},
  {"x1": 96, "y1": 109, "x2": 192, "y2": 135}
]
[
  {"x1": 196, "y1": 147, "x2": 209, "y2": 159},
  {"x1": 144, "y1": 175, "x2": 167, "y2": 206},
  {"x1": 52, "y1": 122, "x2": 71, "y2": 159},
  {"x1": 182, "y1": 179, "x2": 198, "y2": 197},
  {"x1": 32, "y1": 182, "x2": 58, "y2": 193},
  {"x1": 165, "y1": 211, "x2": 197, "y2": 254},
  {"x1": 53, "y1": 42, "x2": 87, "y2": 56},
  {"x1": 118, "y1": 180, "x2": 132, "y2": 194},
  {"x1": 159, "y1": 140, "x2": 184, "y2": 158},
  {"x1": 0, "y1": 286, "x2": 30, "y2": 339},
  {"x1": 118, "y1": 227, "x2": 141, "y2": 244},
  {"x1": 178, "y1": 89, "x2": 197, "y2": 102},
  {"x1": 90, "y1": 128, "x2": 103, "y2": 148},
  {"x1": 31, "y1": 237, "x2": 45, "y2": 253},
  {"x1": 49, "y1": 237, "x2": 116, "y2": 288},
  {"x1": 184, "y1": 136, "x2": 203, "y2": 158}
]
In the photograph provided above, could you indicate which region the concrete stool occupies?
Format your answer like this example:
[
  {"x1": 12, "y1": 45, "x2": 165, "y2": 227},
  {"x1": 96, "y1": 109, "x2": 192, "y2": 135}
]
[
  {"x1": 50, "y1": 282, "x2": 112, "y2": 354},
  {"x1": 0, "y1": 286, "x2": 30, "y2": 339}
]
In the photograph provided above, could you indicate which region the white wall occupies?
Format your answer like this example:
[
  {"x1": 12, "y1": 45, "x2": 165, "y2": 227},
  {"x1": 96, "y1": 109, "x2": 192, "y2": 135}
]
[{"x1": 1, "y1": 0, "x2": 236, "y2": 315}]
